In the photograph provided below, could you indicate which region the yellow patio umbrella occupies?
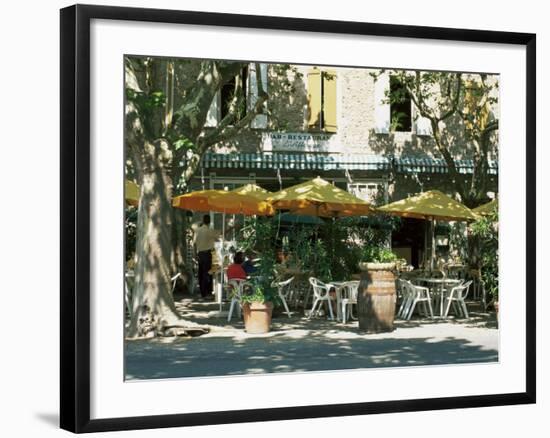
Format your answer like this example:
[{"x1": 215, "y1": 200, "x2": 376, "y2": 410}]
[
  {"x1": 378, "y1": 190, "x2": 478, "y2": 270},
  {"x1": 287, "y1": 203, "x2": 375, "y2": 218},
  {"x1": 268, "y1": 176, "x2": 374, "y2": 217},
  {"x1": 125, "y1": 180, "x2": 139, "y2": 207},
  {"x1": 473, "y1": 198, "x2": 498, "y2": 216},
  {"x1": 229, "y1": 183, "x2": 275, "y2": 239},
  {"x1": 378, "y1": 190, "x2": 478, "y2": 222},
  {"x1": 172, "y1": 189, "x2": 274, "y2": 216},
  {"x1": 231, "y1": 183, "x2": 271, "y2": 200}
]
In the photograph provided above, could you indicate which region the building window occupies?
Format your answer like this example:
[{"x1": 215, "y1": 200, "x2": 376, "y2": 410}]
[
  {"x1": 307, "y1": 68, "x2": 337, "y2": 133},
  {"x1": 348, "y1": 181, "x2": 387, "y2": 205},
  {"x1": 389, "y1": 76, "x2": 412, "y2": 132},
  {"x1": 375, "y1": 72, "x2": 431, "y2": 136},
  {"x1": 220, "y1": 66, "x2": 248, "y2": 123},
  {"x1": 205, "y1": 64, "x2": 268, "y2": 129}
]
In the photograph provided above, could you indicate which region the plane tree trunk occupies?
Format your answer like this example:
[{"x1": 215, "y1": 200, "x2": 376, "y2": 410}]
[{"x1": 127, "y1": 139, "x2": 208, "y2": 338}]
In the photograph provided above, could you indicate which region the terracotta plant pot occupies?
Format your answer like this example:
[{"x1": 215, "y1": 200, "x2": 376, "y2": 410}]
[
  {"x1": 357, "y1": 263, "x2": 397, "y2": 333},
  {"x1": 242, "y1": 301, "x2": 273, "y2": 334}
]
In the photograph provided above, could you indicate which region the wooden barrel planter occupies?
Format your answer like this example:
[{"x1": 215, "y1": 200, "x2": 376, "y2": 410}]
[{"x1": 357, "y1": 262, "x2": 397, "y2": 333}]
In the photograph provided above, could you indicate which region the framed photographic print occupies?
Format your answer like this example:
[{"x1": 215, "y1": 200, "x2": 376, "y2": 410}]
[{"x1": 60, "y1": 4, "x2": 536, "y2": 433}]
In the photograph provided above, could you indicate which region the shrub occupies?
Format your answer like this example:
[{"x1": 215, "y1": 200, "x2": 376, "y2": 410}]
[
  {"x1": 240, "y1": 279, "x2": 281, "y2": 306},
  {"x1": 360, "y1": 245, "x2": 398, "y2": 263},
  {"x1": 469, "y1": 210, "x2": 498, "y2": 302}
]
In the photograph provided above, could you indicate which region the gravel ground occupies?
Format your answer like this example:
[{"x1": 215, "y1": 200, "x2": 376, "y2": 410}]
[{"x1": 125, "y1": 298, "x2": 499, "y2": 380}]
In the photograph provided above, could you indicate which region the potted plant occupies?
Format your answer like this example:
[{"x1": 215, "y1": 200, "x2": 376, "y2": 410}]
[
  {"x1": 358, "y1": 246, "x2": 398, "y2": 272},
  {"x1": 240, "y1": 278, "x2": 281, "y2": 334},
  {"x1": 237, "y1": 216, "x2": 281, "y2": 333},
  {"x1": 357, "y1": 245, "x2": 398, "y2": 333}
]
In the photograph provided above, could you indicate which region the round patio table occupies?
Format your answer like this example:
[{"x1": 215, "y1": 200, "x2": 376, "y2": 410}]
[{"x1": 414, "y1": 278, "x2": 462, "y2": 317}]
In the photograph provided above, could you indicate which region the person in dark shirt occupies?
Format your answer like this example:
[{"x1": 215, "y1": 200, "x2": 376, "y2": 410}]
[{"x1": 241, "y1": 250, "x2": 257, "y2": 275}]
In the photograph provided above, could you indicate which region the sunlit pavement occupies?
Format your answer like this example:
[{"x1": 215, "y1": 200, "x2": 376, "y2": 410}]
[{"x1": 125, "y1": 298, "x2": 499, "y2": 380}]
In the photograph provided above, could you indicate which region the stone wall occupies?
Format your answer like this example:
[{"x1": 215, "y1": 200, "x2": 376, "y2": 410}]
[
  {"x1": 207, "y1": 64, "x2": 497, "y2": 162},
  {"x1": 164, "y1": 58, "x2": 499, "y2": 201},
  {"x1": 143, "y1": 58, "x2": 498, "y2": 162}
]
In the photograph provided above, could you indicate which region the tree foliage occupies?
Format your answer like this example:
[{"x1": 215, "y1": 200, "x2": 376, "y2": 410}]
[
  {"x1": 469, "y1": 211, "x2": 499, "y2": 302},
  {"x1": 379, "y1": 70, "x2": 499, "y2": 207}
]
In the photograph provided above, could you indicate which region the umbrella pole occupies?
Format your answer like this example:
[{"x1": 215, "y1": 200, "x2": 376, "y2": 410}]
[
  {"x1": 220, "y1": 211, "x2": 226, "y2": 312},
  {"x1": 314, "y1": 204, "x2": 319, "y2": 273},
  {"x1": 431, "y1": 218, "x2": 436, "y2": 271},
  {"x1": 422, "y1": 221, "x2": 430, "y2": 269}
]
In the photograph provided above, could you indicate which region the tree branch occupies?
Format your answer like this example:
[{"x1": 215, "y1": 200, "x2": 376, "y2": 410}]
[
  {"x1": 208, "y1": 72, "x2": 245, "y2": 134},
  {"x1": 482, "y1": 120, "x2": 499, "y2": 134},
  {"x1": 200, "y1": 63, "x2": 268, "y2": 148},
  {"x1": 409, "y1": 72, "x2": 434, "y2": 119},
  {"x1": 439, "y1": 74, "x2": 462, "y2": 121},
  {"x1": 172, "y1": 61, "x2": 245, "y2": 140},
  {"x1": 180, "y1": 63, "x2": 269, "y2": 185}
]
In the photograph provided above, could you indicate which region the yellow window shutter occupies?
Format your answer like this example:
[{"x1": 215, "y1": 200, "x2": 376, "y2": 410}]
[
  {"x1": 323, "y1": 70, "x2": 337, "y2": 133},
  {"x1": 307, "y1": 68, "x2": 322, "y2": 129}
]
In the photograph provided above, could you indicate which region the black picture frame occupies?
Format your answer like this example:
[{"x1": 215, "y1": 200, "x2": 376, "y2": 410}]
[{"x1": 60, "y1": 4, "x2": 536, "y2": 433}]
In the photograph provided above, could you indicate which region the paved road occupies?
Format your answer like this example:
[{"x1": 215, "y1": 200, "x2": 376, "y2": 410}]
[{"x1": 125, "y1": 310, "x2": 499, "y2": 380}]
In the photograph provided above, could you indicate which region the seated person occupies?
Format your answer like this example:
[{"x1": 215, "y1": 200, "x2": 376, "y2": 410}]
[
  {"x1": 241, "y1": 250, "x2": 257, "y2": 275},
  {"x1": 227, "y1": 252, "x2": 247, "y2": 281}
]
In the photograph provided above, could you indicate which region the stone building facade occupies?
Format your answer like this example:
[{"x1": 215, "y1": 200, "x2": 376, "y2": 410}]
[
  {"x1": 190, "y1": 63, "x2": 498, "y2": 202},
  {"x1": 186, "y1": 62, "x2": 499, "y2": 266}
]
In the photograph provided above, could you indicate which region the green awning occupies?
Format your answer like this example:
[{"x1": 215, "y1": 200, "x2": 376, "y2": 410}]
[
  {"x1": 395, "y1": 157, "x2": 498, "y2": 175},
  {"x1": 200, "y1": 153, "x2": 391, "y2": 171},
  {"x1": 190, "y1": 153, "x2": 498, "y2": 175}
]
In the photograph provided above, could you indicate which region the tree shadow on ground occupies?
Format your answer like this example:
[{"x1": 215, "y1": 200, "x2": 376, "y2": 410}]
[
  {"x1": 125, "y1": 334, "x2": 497, "y2": 380},
  {"x1": 125, "y1": 329, "x2": 498, "y2": 381},
  {"x1": 124, "y1": 296, "x2": 498, "y2": 380}
]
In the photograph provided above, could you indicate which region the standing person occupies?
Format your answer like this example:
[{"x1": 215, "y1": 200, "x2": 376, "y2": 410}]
[{"x1": 194, "y1": 214, "x2": 220, "y2": 300}]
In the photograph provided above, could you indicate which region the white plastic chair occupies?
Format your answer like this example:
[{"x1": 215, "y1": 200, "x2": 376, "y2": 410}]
[
  {"x1": 295, "y1": 277, "x2": 313, "y2": 309},
  {"x1": 396, "y1": 278, "x2": 412, "y2": 319},
  {"x1": 340, "y1": 281, "x2": 359, "y2": 324},
  {"x1": 227, "y1": 278, "x2": 248, "y2": 322},
  {"x1": 307, "y1": 277, "x2": 336, "y2": 320},
  {"x1": 469, "y1": 271, "x2": 487, "y2": 310},
  {"x1": 443, "y1": 280, "x2": 473, "y2": 318},
  {"x1": 272, "y1": 277, "x2": 295, "y2": 318},
  {"x1": 433, "y1": 279, "x2": 464, "y2": 315},
  {"x1": 469, "y1": 269, "x2": 482, "y2": 300},
  {"x1": 402, "y1": 280, "x2": 434, "y2": 320}
]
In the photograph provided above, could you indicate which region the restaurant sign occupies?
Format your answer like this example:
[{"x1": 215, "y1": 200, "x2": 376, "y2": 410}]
[{"x1": 261, "y1": 132, "x2": 341, "y2": 153}]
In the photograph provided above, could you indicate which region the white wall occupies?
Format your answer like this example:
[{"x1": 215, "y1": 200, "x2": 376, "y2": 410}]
[{"x1": 0, "y1": 0, "x2": 546, "y2": 437}]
